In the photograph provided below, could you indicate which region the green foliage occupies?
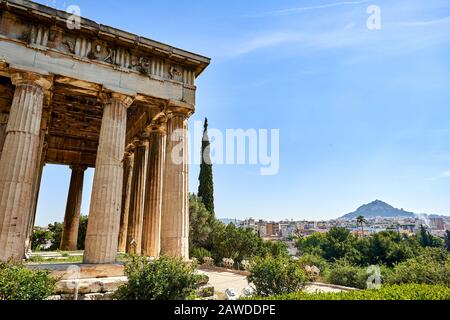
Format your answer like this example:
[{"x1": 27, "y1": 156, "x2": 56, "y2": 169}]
[
  {"x1": 251, "y1": 284, "x2": 450, "y2": 300},
  {"x1": 190, "y1": 247, "x2": 212, "y2": 264},
  {"x1": 387, "y1": 248, "x2": 450, "y2": 287},
  {"x1": 326, "y1": 260, "x2": 370, "y2": 289},
  {"x1": 261, "y1": 241, "x2": 289, "y2": 259},
  {"x1": 247, "y1": 255, "x2": 307, "y2": 297},
  {"x1": 31, "y1": 228, "x2": 53, "y2": 251},
  {"x1": 210, "y1": 222, "x2": 265, "y2": 262},
  {"x1": 0, "y1": 261, "x2": 57, "y2": 300},
  {"x1": 198, "y1": 118, "x2": 215, "y2": 215},
  {"x1": 189, "y1": 194, "x2": 214, "y2": 250},
  {"x1": 77, "y1": 215, "x2": 88, "y2": 250},
  {"x1": 366, "y1": 231, "x2": 416, "y2": 267},
  {"x1": 418, "y1": 225, "x2": 444, "y2": 248},
  {"x1": 48, "y1": 222, "x2": 63, "y2": 251},
  {"x1": 296, "y1": 228, "x2": 428, "y2": 267},
  {"x1": 298, "y1": 253, "x2": 329, "y2": 274},
  {"x1": 114, "y1": 255, "x2": 200, "y2": 300},
  {"x1": 445, "y1": 230, "x2": 450, "y2": 252}
]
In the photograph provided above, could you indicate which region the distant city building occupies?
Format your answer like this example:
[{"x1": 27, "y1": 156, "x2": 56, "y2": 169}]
[{"x1": 266, "y1": 222, "x2": 280, "y2": 237}]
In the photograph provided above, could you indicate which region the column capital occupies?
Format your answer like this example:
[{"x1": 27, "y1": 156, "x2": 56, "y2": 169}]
[
  {"x1": 101, "y1": 92, "x2": 135, "y2": 109},
  {"x1": 11, "y1": 71, "x2": 52, "y2": 90},
  {"x1": 69, "y1": 165, "x2": 88, "y2": 172},
  {"x1": 166, "y1": 99, "x2": 194, "y2": 117}
]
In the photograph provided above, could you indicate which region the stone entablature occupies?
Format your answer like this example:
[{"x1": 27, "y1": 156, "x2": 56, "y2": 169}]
[
  {"x1": 0, "y1": 0, "x2": 209, "y2": 106},
  {"x1": 0, "y1": 0, "x2": 208, "y2": 85}
]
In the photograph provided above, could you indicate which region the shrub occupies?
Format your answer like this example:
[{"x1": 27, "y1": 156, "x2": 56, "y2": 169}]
[
  {"x1": 326, "y1": 260, "x2": 369, "y2": 289},
  {"x1": 298, "y1": 254, "x2": 329, "y2": 274},
  {"x1": 0, "y1": 261, "x2": 57, "y2": 300},
  {"x1": 247, "y1": 256, "x2": 307, "y2": 297},
  {"x1": 114, "y1": 255, "x2": 200, "y2": 300},
  {"x1": 251, "y1": 284, "x2": 450, "y2": 300},
  {"x1": 387, "y1": 252, "x2": 450, "y2": 287},
  {"x1": 190, "y1": 247, "x2": 212, "y2": 264}
]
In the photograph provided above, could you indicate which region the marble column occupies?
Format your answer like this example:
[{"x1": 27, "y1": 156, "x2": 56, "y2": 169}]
[
  {"x1": 0, "y1": 113, "x2": 9, "y2": 159},
  {"x1": 83, "y1": 93, "x2": 133, "y2": 264},
  {"x1": 0, "y1": 71, "x2": 51, "y2": 261},
  {"x1": 60, "y1": 166, "x2": 86, "y2": 251},
  {"x1": 118, "y1": 147, "x2": 134, "y2": 253},
  {"x1": 25, "y1": 131, "x2": 47, "y2": 253},
  {"x1": 126, "y1": 138, "x2": 149, "y2": 255},
  {"x1": 142, "y1": 125, "x2": 166, "y2": 257},
  {"x1": 161, "y1": 113, "x2": 190, "y2": 260}
]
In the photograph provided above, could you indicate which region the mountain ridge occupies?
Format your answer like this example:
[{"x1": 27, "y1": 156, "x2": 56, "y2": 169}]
[{"x1": 340, "y1": 200, "x2": 422, "y2": 220}]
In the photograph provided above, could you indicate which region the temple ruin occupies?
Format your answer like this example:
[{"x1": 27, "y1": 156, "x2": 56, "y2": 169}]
[{"x1": 0, "y1": 0, "x2": 210, "y2": 264}]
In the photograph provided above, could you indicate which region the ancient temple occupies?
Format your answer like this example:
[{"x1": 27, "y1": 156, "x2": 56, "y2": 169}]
[{"x1": 0, "y1": 0, "x2": 210, "y2": 263}]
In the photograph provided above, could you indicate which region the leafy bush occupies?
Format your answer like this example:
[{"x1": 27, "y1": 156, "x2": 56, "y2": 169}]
[
  {"x1": 0, "y1": 261, "x2": 57, "y2": 300},
  {"x1": 251, "y1": 284, "x2": 450, "y2": 300},
  {"x1": 298, "y1": 253, "x2": 329, "y2": 274},
  {"x1": 261, "y1": 241, "x2": 289, "y2": 258},
  {"x1": 190, "y1": 247, "x2": 212, "y2": 264},
  {"x1": 326, "y1": 260, "x2": 369, "y2": 289},
  {"x1": 114, "y1": 255, "x2": 200, "y2": 300},
  {"x1": 387, "y1": 250, "x2": 450, "y2": 287},
  {"x1": 247, "y1": 256, "x2": 307, "y2": 297},
  {"x1": 210, "y1": 222, "x2": 265, "y2": 262}
]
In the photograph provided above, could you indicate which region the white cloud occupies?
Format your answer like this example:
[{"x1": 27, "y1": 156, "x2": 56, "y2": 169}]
[
  {"x1": 249, "y1": 0, "x2": 371, "y2": 17},
  {"x1": 441, "y1": 171, "x2": 450, "y2": 177}
]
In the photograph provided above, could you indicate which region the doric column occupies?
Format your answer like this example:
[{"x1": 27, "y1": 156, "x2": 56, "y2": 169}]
[
  {"x1": 0, "y1": 71, "x2": 51, "y2": 261},
  {"x1": 142, "y1": 124, "x2": 167, "y2": 258},
  {"x1": 118, "y1": 146, "x2": 134, "y2": 253},
  {"x1": 60, "y1": 166, "x2": 86, "y2": 251},
  {"x1": 126, "y1": 137, "x2": 149, "y2": 255},
  {"x1": 83, "y1": 93, "x2": 133, "y2": 264},
  {"x1": 0, "y1": 113, "x2": 8, "y2": 159},
  {"x1": 161, "y1": 112, "x2": 190, "y2": 260},
  {"x1": 25, "y1": 131, "x2": 47, "y2": 253}
]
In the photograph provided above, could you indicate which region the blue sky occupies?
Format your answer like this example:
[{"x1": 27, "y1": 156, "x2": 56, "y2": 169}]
[{"x1": 35, "y1": 0, "x2": 450, "y2": 226}]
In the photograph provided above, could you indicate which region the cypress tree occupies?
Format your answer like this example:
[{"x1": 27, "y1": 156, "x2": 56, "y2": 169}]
[{"x1": 198, "y1": 118, "x2": 215, "y2": 216}]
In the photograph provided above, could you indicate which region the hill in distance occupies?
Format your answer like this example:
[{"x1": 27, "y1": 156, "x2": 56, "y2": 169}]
[{"x1": 339, "y1": 200, "x2": 417, "y2": 220}]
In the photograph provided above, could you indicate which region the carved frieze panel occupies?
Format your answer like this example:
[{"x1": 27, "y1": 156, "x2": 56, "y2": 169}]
[{"x1": 0, "y1": 10, "x2": 196, "y2": 86}]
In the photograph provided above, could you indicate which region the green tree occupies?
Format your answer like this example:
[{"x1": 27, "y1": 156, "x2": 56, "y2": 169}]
[
  {"x1": 210, "y1": 222, "x2": 264, "y2": 262},
  {"x1": 356, "y1": 215, "x2": 366, "y2": 236},
  {"x1": 77, "y1": 215, "x2": 88, "y2": 250},
  {"x1": 31, "y1": 228, "x2": 53, "y2": 251},
  {"x1": 418, "y1": 225, "x2": 444, "y2": 248},
  {"x1": 198, "y1": 118, "x2": 214, "y2": 216},
  {"x1": 248, "y1": 255, "x2": 307, "y2": 297},
  {"x1": 189, "y1": 194, "x2": 213, "y2": 251},
  {"x1": 48, "y1": 222, "x2": 63, "y2": 251},
  {"x1": 445, "y1": 230, "x2": 450, "y2": 252},
  {"x1": 261, "y1": 240, "x2": 289, "y2": 258}
]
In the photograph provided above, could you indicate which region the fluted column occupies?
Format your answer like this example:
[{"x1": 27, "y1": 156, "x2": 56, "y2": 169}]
[
  {"x1": 25, "y1": 131, "x2": 47, "y2": 252},
  {"x1": 142, "y1": 125, "x2": 166, "y2": 257},
  {"x1": 118, "y1": 147, "x2": 134, "y2": 253},
  {"x1": 83, "y1": 93, "x2": 133, "y2": 264},
  {"x1": 0, "y1": 71, "x2": 51, "y2": 261},
  {"x1": 0, "y1": 114, "x2": 8, "y2": 159},
  {"x1": 126, "y1": 138, "x2": 149, "y2": 255},
  {"x1": 60, "y1": 166, "x2": 86, "y2": 251},
  {"x1": 161, "y1": 113, "x2": 190, "y2": 260}
]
